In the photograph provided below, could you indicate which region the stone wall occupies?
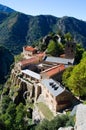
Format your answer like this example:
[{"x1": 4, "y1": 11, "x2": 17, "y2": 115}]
[{"x1": 58, "y1": 126, "x2": 74, "y2": 130}]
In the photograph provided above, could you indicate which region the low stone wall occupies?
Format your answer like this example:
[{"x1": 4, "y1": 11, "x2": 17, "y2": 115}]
[{"x1": 58, "y1": 126, "x2": 74, "y2": 130}]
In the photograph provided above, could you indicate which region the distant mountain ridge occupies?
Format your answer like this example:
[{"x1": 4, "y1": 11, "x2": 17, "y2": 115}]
[
  {"x1": 0, "y1": 4, "x2": 86, "y2": 54},
  {"x1": 0, "y1": 4, "x2": 15, "y2": 13}
]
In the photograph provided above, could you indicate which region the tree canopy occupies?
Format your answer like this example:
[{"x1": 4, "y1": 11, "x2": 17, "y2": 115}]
[
  {"x1": 64, "y1": 32, "x2": 73, "y2": 42},
  {"x1": 75, "y1": 43, "x2": 85, "y2": 64},
  {"x1": 36, "y1": 114, "x2": 74, "y2": 130},
  {"x1": 46, "y1": 40, "x2": 63, "y2": 56},
  {"x1": 62, "y1": 57, "x2": 86, "y2": 98},
  {"x1": 0, "y1": 95, "x2": 28, "y2": 130}
]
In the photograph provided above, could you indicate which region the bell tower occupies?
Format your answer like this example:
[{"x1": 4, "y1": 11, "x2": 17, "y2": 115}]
[{"x1": 65, "y1": 42, "x2": 76, "y2": 59}]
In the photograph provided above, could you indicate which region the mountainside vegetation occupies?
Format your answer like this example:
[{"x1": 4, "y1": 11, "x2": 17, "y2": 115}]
[
  {"x1": 35, "y1": 115, "x2": 75, "y2": 130},
  {"x1": 46, "y1": 39, "x2": 64, "y2": 56},
  {"x1": 0, "y1": 4, "x2": 15, "y2": 13},
  {"x1": 62, "y1": 51, "x2": 86, "y2": 98},
  {"x1": 0, "y1": 5, "x2": 86, "y2": 54},
  {"x1": 0, "y1": 46, "x2": 14, "y2": 84},
  {"x1": 0, "y1": 94, "x2": 29, "y2": 130}
]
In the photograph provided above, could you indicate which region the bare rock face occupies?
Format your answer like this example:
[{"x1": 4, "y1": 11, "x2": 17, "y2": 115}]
[
  {"x1": 58, "y1": 126, "x2": 74, "y2": 130},
  {"x1": 75, "y1": 104, "x2": 86, "y2": 130}
]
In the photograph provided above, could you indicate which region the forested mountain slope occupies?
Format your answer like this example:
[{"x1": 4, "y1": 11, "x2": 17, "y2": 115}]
[
  {"x1": 0, "y1": 4, "x2": 86, "y2": 54},
  {"x1": 0, "y1": 46, "x2": 14, "y2": 84}
]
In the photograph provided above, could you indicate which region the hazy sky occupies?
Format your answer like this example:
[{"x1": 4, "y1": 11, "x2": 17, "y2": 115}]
[{"x1": 0, "y1": 0, "x2": 86, "y2": 21}]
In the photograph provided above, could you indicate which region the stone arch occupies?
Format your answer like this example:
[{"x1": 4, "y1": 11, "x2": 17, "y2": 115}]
[
  {"x1": 35, "y1": 85, "x2": 42, "y2": 100},
  {"x1": 25, "y1": 83, "x2": 34, "y2": 99},
  {"x1": 20, "y1": 81, "x2": 27, "y2": 92},
  {"x1": 38, "y1": 85, "x2": 42, "y2": 95},
  {"x1": 14, "y1": 81, "x2": 28, "y2": 105},
  {"x1": 17, "y1": 78, "x2": 21, "y2": 85},
  {"x1": 15, "y1": 77, "x2": 18, "y2": 85},
  {"x1": 13, "y1": 76, "x2": 18, "y2": 86}
]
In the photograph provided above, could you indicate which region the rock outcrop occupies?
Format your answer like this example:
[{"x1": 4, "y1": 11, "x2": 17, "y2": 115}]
[{"x1": 75, "y1": 104, "x2": 86, "y2": 130}]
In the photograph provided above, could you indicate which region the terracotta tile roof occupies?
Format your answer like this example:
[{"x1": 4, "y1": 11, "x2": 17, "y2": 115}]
[
  {"x1": 20, "y1": 57, "x2": 38, "y2": 66},
  {"x1": 24, "y1": 46, "x2": 36, "y2": 52},
  {"x1": 42, "y1": 64, "x2": 65, "y2": 77},
  {"x1": 19, "y1": 53, "x2": 45, "y2": 67}
]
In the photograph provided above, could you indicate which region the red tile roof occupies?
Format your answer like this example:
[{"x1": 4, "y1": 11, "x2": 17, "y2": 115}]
[
  {"x1": 20, "y1": 57, "x2": 38, "y2": 66},
  {"x1": 42, "y1": 64, "x2": 65, "y2": 77},
  {"x1": 19, "y1": 53, "x2": 45, "y2": 67},
  {"x1": 24, "y1": 46, "x2": 36, "y2": 52}
]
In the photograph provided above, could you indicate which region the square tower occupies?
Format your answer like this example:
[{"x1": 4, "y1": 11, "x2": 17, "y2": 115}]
[{"x1": 65, "y1": 42, "x2": 76, "y2": 59}]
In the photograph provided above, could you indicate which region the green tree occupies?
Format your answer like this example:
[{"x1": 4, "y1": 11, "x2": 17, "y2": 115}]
[
  {"x1": 0, "y1": 92, "x2": 30, "y2": 130},
  {"x1": 15, "y1": 103, "x2": 27, "y2": 130},
  {"x1": 46, "y1": 40, "x2": 57, "y2": 56},
  {"x1": 67, "y1": 59, "x2": 86, "y2": 97},
  {"x1": 0, "y1": 119, "x2": 6, "y2": 130},
  {"x1": 64, "y1": 32, "x2": 73, "y2": 42},
  {"x1": 0, "y1": 84, "x2": 3, "y2": 96},
  {"x1": 36, "y1": 114, "x2": 74, "y2": 130},
  {"x1": 75, "y1": 43, "x2": 85, "y2": 64},
  {"x1": 1, "y1": 95, "x2": 12, "y2": 114},
  {"x1": 62, "y1": 51, "x2": 86, "y2": 98},
  {"x1": 35, "y1": 119, "x2": 49, "y2": 130},
  {"x1": 46, "y1": 40, "x2": 63, "y2": 56},
  {"x1": 49, "y1": 115, "x2": 69, "y2": 130},
  {"x1": 14, "y1": 54, "x2": 24, "y2": 63},
  {"x1": 62, "y1": 66, "x2": 74, "y2": 86},
  {"x1": 66, "y1": 116, "x2": 75, "y2": 127},
  {"x1": 38, "y1": 42, "x2": 47, "y2": 52},
  {"x1": 0, "y1": 84, "x2": 3, "y2": 91},
  {"x1": 2, "y1": 102, "x2": 16, "y2": 130},
  {"x1": 82, "y1": 51, "x2": 86, "y2": 59}
]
